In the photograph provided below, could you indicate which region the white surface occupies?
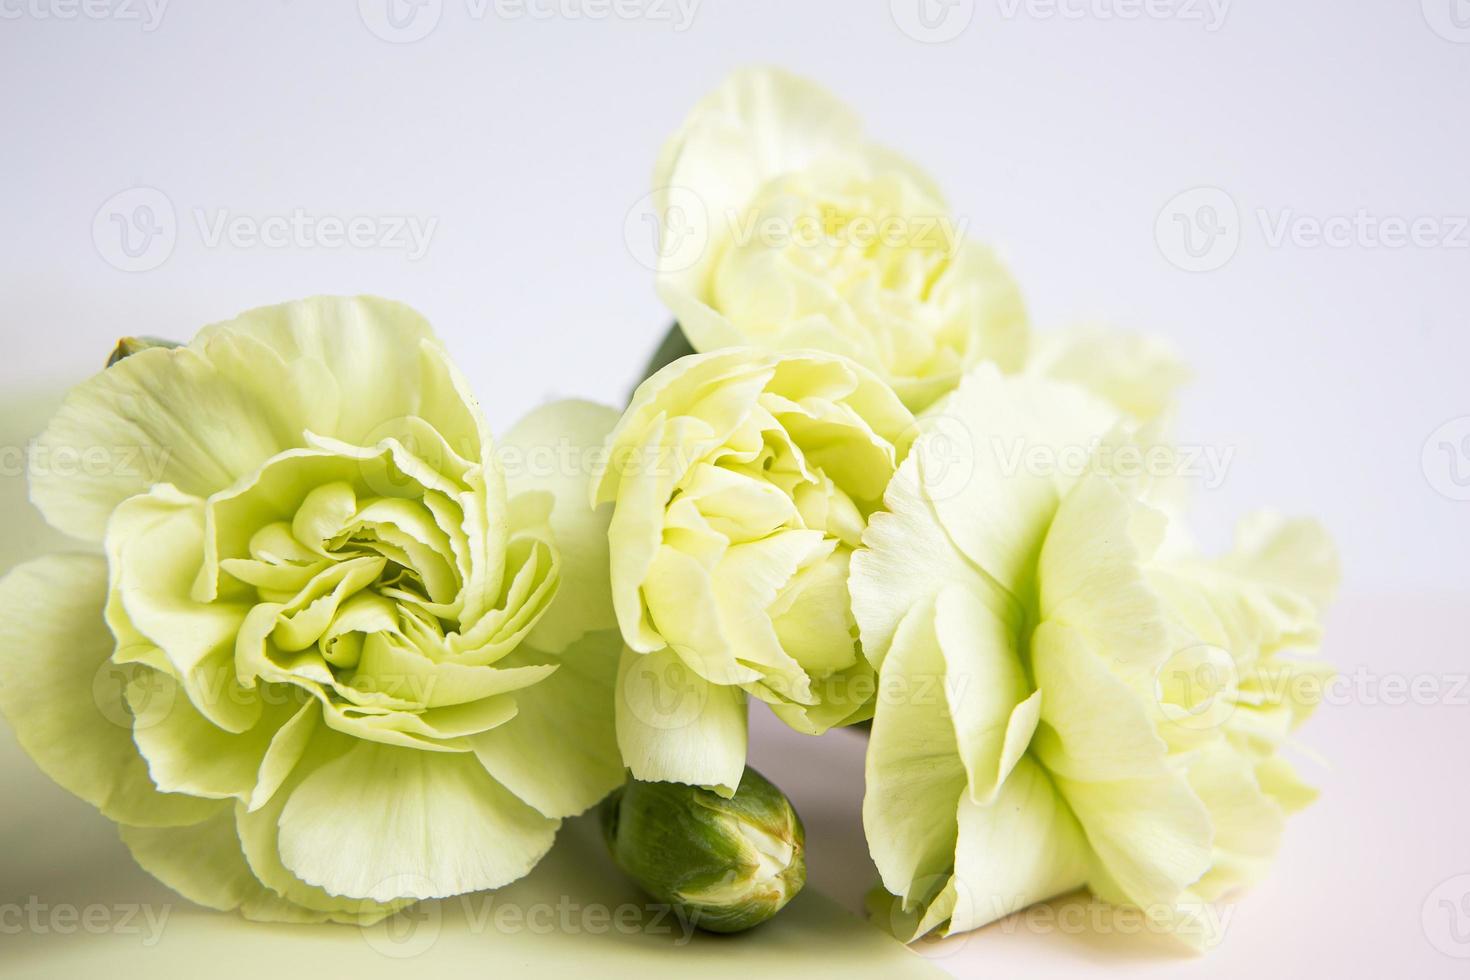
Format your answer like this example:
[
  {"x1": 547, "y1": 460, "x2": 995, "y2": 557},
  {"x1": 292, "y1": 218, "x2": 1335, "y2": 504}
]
[{"x1": 2, "y1": 4, "x2": 1467, "y2": 977}]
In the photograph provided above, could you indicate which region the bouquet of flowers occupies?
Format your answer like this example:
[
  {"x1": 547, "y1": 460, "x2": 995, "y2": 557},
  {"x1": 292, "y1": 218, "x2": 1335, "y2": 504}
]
[{"x1": 0, "y1": 67, "x2": 1334, "y2": 952}]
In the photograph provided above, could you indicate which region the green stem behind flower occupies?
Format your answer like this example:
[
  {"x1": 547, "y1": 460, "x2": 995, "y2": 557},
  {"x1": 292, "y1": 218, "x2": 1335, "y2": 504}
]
[
  {"x1": 106, "y1": 336, "x2": 182, "y2": 368},
  {"x1": 631, "y1": 323, "x2": 696, "y2": 399}
]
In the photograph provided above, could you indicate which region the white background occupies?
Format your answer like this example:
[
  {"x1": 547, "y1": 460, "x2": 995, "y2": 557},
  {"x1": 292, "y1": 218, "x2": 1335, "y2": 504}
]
[
  {"x1": 2, "y1": 2, "x2": 1468, "y2": 977},
  {"x1": 2, "y1": 0, "x2": 1467, "y2": 598}
]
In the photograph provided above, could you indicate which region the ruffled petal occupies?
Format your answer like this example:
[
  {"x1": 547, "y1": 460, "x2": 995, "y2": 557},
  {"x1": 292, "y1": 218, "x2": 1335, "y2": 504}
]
[
  {"x1": 121, "y1": 802, "x2": 401, "y2": 925},
  {"x1": 120, "y1": 805, "x2": 279, "y2": 913},
  {"x1": 0, "y1": 387, "x2": 78, "y2": 573},
  {"x1": 652, "y1": 69, "x2": 1008, "y2": 412},
  {"x1": 949, "y1": 757, "x2": 1088, "y2": 932},
  {"x1": 1039, "y1": 474, "x2": 1172, "y2": 675},
  {"x1": 766, "y1": 655, "x2": 877, "y2": 735},
  {"x1": 501, "y1": 399, "x2": 621, "y2": 653},
  {"x1": 614, "y1": 644, "x2": 746, "y2": 797},
  {"x1": 1223, "y1": 513, "x2": 1339, "y2": 610},
  {"x1": 597, "y1": 354, "x2": 777, "y2": 652},
  {"x1": 862, "y1": 598, "x2": 966, "y2": 905},
  {"x1": 1185, "y1": 744, "x2": 1285, "y2": 902},
  {"x1": 32, "y1": 296, "x2": 472, "y2": 542},
  {"x1": 850, "y1": 455, "x2": 995, "y2": 672},
  {"x1": 129, "y1": 671, "x2": 308, "y2": 804},
  {"x1": 196, "y1": 296, "x2": 485, "y2": 459},
  {"x1": 933, "y1": 585, "x2": 1035, "y2": 804},
  {"x1": 1030, "y1": 621, "x2": 1212, "y2": 912},
  {"x1": 1025, "y1": 325, "x2": 1190, "y2": 424},
  {"x1": 654, "y1": 67, "x2": 870, "y2": 223},
  {"x1": 923, "y1": 366, "x2": 1117, "y2": 600},
  {"x1": 654, "y1": 69, "x2": 872, "y2": 343},
  {"x1": 235, "y1": 722, "x2": 414, "y2": 923},
  {"x1": 105, "y1": 486, "x2": 258, "y2": 733},
  {"x1": 0, "y1": 555, "x2": 215, "y2": 827},
  {"x1": 276, "y1": 740, "x2": 558, "y2": 901},
  {"x1": 471, "y1": 630, "x2": 623, "y2": 819}
]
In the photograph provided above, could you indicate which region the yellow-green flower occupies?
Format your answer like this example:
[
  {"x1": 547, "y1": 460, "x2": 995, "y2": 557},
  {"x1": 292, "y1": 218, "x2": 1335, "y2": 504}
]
[
  {"x1": 1024, "y1": 325, "x2": 1191, "y2": 426},
  {"x1": 593, "y1": 347, "x2": 914, "y2": 795},
  {"x1": 852, "y1": 365, "x2": 1335, "y2": 946},
  {"x1": 0, "y1": 297, "x2": 625, "y2": 922},
  {"x1": 653, "y1": 68, "x2": 1028, "y2": 412}
]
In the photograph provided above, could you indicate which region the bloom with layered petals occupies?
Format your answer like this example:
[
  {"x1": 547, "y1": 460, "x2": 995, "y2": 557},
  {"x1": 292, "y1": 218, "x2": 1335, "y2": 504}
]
[
  {"x1": 852, "y1": 365, "x2": 1336, "y2": 946},
  {"x1": 593, "y1": 348, "x2": 914, "y2": 795},
  {"x1": 653, "y1": 68, "x2": 1028, "y2": 412},
  {"x1": 0, "y1": 297, "x2": 625, "y2": 922}
]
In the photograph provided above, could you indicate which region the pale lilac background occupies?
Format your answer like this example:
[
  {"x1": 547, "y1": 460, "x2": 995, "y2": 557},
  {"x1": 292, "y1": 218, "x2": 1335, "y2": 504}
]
[{"x1": 2, "y1": 2, "x2": 1468, "y2": 976}]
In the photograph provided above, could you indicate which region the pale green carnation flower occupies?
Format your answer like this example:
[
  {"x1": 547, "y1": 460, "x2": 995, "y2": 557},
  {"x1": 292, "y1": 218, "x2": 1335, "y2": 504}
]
[
  {"x1": 0, "y1": 296, "x2": 625, "y2": 922},
  {"x1": 593, "y1": 348, "x2": 914, "y2": 795},
  {"x1": 652, "y1": 67, "x2": 1029, "y2": 413},
  {"x1": 652, "y1": 69, "x2": 1193, "y2": 424},
  {"x1": 852, "y1": 365, "x2": 1336, "y2": 947},
  {"x1": 1024, "y1": 325, "x2": 1191, "y2": 426}
]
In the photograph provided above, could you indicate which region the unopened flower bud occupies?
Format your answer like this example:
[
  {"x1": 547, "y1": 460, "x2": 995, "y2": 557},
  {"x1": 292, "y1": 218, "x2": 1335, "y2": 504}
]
[{"x1": 600, "y1": 767, "x2": 806, "y2": 933}]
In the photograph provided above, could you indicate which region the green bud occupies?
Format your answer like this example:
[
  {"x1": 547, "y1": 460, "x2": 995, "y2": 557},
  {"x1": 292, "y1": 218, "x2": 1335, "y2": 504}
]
[
  {"x1": 107, "y1": 336, "x2": 181, "y2": 368},
  {"x1": 600, "y1": 767, "x2": 806, "y2": 933}
]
